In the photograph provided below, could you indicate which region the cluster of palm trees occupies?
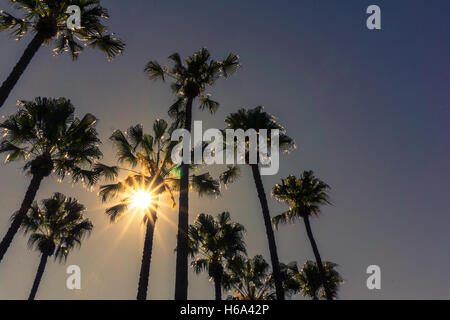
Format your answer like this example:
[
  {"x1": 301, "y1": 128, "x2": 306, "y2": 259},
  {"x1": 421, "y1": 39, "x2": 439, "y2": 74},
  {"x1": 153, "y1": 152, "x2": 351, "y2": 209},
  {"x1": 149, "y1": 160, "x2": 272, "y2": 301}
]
[{"x1": 0, "y1": 0, "x2": 343, "y2": 300}]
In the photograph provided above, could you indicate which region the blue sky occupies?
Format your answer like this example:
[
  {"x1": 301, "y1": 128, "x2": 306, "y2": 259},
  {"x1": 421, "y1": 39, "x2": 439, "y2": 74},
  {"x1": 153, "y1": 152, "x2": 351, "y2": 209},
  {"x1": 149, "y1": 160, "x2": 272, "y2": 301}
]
[{"x1": 0, "y1": 0, "x2": 449, "y2": 299}]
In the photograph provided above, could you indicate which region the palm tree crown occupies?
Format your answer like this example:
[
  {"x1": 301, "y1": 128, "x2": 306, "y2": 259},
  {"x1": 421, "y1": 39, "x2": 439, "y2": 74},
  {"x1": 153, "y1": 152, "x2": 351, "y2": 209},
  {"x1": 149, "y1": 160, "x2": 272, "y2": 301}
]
[
  {"x1": 225, "y1": 106, "x2": 296, "y2": 156},
  {"x1": 224, "y1": 255, "x2": 276, "y2": 300},
  {"x1": 145, "y1": 48, "x2": 240, "y2": 123},
  {"x1": 272, "y1": 170, "x2": 331, "y2": 223},
  {"x1": 99, "y1": 121, "x2": 222, "y2": 221},
  {"x1": 284, "y1": 260, "x2": 343, "y2": 300},
  {"x1": 0, "y1": 0, "x2": 125, "y2": 60},
  {"x1": 189, "y1": 211, "x2": 246, "y2": 300},
  {"x1": 21, "y1": 192, "x2": 93, "y2": 261},
  {"x1": 0, "y1": 97, "x2": 103, "y2": 184},
  {"x1": 99, "y1": 120, "x2": 179, "y2": 222}
]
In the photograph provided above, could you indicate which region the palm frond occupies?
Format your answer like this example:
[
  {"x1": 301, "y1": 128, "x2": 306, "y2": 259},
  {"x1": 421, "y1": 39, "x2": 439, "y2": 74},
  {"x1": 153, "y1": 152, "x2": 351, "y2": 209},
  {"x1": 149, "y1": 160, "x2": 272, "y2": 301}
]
[
  {"x1": 219, "y1": 166, "x2": 241, "y2": 188},
  {"x1": 191, "y1": 173, "x2": 220, "y2": 197},
  {"x1": 105, "y1": 202, "x2": 128, "y2": 223},
  {"x1": 144, "y1": 61, "x2": 166, "y2": 81}
]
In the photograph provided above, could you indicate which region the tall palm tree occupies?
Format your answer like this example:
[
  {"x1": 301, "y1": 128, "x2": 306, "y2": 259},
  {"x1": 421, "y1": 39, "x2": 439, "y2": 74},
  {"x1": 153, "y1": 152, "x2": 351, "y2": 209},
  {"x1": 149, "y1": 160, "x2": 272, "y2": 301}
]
[
  {"x1": 19, "y1": 192, "x2": 93, "y2": 300},
  {"x1": 98, "y1": 121, "x2": 222, "y2": 300},
  {"x1": 145, "y1": 48, "x2": 240, "y2": 300},
  {"x1": 225, "y1": 106, "x2": 295, "y2": 300},
  {"x1": 272, "y1": 171, "x2": 333, "y2": 300},
  {"x1": 0, "y1": 97, "x2": 102, "y2": 263},
  {"x1": 188, "y1": 211, "x2": 246, "y2": 300},
  {"x1": 283, "y1": 260, "x2": 343, "y2": 300},
  {"x1": 0, "y1": 0, "x2": 125, "y2": 108},
  {"x1": 224, "y1": 255, "x2": 276, "y2": 300}
]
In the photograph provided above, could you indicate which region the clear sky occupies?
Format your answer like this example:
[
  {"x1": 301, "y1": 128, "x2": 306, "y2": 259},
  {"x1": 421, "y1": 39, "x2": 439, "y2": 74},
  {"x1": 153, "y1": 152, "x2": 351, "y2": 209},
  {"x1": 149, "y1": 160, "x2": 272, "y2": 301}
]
[{"x1": 0, "y1": 0, "x2": 448, "y2": 299}]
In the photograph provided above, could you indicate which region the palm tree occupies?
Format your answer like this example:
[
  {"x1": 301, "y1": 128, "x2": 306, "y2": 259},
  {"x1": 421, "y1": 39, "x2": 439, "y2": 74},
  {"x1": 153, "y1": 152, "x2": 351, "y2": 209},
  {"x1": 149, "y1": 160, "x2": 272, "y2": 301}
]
[
  {"x1": 19, "y1": 192, "x2": 93, "y2": 300},
  {"x1": 0, "y1": 97, "x2": 102, "y2": 263},
  {"x1": 98, "y1": 120, "x2": 222, "y2": 300},
  {"x1": 283, "y1": 260, "x2": 343, "y2": 300},
  {"x1": 145, "y1": 48, "x2": 240, "y2": 300},
  {"x1": 0, "y1": 0, "x2": 125, "y2": 108},
  {"x1": 272, "y1": 171, "x2": 333, "y2": 300},
  {"x1": 188, "y1": 212, "x2": 246, "y2": 300},
  {"x1": 224, "y1": 106, "x2": 295, "y2": 300},
  {"x1": 224, "y1": 255, "x2": 276, "y2": 300}
]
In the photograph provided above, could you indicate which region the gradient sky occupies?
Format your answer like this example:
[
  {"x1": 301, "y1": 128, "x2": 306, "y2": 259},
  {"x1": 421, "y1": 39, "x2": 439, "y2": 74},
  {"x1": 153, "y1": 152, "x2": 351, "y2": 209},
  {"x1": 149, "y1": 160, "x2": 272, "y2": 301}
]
[{"x1": 0, "y1": 0, "x2": 448, "y2": 300}]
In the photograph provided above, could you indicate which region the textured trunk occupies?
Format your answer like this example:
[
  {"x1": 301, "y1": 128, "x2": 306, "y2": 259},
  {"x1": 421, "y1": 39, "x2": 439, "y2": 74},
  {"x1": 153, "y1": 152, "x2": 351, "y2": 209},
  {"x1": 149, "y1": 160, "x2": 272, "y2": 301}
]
[
  {"x1": 0, "y1": 32, "x2": 45, "y2": 109},
  {"x1": 303, "y1": 216, "x2": 332, "y2": 300},
  {"x1": 250, "y1": 164, "x2": 285, "y2": 300},
  {"x1": 214, "y1": 276, "x2": 222, "y2": 301},
  {"x1": 0, "y1": 173, "x2": 45, "y2": 263},
  {"x1": 136, "y1": 206, "x2": 158, "y2": 300},
  {"x1": 28, "y1": 253, "x2": 48, "y2": 300},
  {"x1": 174, "y1": 97, "x2": 193, "y2": 300}
]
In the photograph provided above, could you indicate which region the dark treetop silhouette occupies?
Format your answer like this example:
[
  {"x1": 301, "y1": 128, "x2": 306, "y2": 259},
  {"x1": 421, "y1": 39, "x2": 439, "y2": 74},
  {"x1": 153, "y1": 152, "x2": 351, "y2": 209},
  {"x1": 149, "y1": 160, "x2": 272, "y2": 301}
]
[
  {"x1": 281, "y1": 260, "x2": 343, "y2": 300},
  {"x1": 189, "y1": 211, "x2": 246, "y2": 300},
  {"x1": 0, "y1": 97, "x2": 102, "y2": 263},
  {"x1": 145, "y1": 48, "x2": 240, "y2": 300},
  {"x1": 0, "y1": 0, "x2": 125, "y2": 108},
  {"x1": 19, "y1": 192, "x2": 92, "y2": 300},
  {"x1": 224, "y1": 255, "x2": 276, "y2": 300},
  {"x1": 225, "y1": 106, "x2": 296, "y2": 300}
]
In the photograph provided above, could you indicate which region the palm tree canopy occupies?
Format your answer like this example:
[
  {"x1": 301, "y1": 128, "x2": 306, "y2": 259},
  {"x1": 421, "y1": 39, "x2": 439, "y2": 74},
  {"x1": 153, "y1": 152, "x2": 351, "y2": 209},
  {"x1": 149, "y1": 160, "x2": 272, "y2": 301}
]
[
  {"x1": 19, "y1": 192, "x2": 93, "y2": 262},
  {"x1": 225, "y1": 106, "x2": 296, "y2": 155},
  {"x1": 189, "y1": 212, "x2": 246, "y2": 279},
  {"x1": 99, "y1": 120, "x2": 177, "y2": 223},
  {"x1": 224, "y1": 255, "x2": 276, "y2": 300},
  {"x1": 0, "y1": 0, "x2": 124, "y2": 60},
  {"x1": 145, "y1": 48, "x2": 240, "y2": 121},
  {"x1": 285, "y1": 260, "x2": 343, "y2": 300},
  {"x1": 0, "y1": 97, "x2": 103, "y2": 184},
  {"x1": 98, "y1": 121, "x2": 221, "y2": 223},
  {"x1": 272, "y1": 171, "x2": 331, "y2": 226}
]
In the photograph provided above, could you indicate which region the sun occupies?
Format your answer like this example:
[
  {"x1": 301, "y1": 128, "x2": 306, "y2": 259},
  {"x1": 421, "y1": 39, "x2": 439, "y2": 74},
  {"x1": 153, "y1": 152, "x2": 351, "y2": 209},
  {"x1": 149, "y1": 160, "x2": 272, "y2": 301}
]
[{"x1": 130, "y1": 189, "x2": 154, "y2": 210}]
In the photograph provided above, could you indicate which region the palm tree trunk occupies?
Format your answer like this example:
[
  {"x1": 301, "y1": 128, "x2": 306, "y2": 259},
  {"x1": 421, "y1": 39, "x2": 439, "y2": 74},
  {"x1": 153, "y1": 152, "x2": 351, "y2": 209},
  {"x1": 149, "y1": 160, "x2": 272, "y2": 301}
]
[
  {"x1": 136, "y1": 209, "x2": 158, "y2": 300},
  {"x1": 174, "y1": 97, "x2": 193, "y2": 300},
  {"x1": 250, "y1": 164, "x2": 285, "y2": 300},
  {"x1": 303, "y1": 216, "x2": 332, "y2": 300},
  {"x1": 0, "y1": 173, "x2": 45, "y2": 263},
  {"x1": 0, "y1": 32, "x2": 45, "y2": 109},
  {"x1": 28, "y1": 253, "x2": 48, "y2": 300},
  {"x1": 214, "y1": 276, "x2": 222, "y2": 301}
]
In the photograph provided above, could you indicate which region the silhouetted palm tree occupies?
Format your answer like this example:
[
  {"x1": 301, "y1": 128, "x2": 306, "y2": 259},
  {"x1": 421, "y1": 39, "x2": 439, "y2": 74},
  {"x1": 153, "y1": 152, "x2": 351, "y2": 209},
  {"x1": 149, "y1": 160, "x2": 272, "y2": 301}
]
[
  {"x1": 145, "y1": 49, "x2": 240, "y2": 300},
  {"x1": 224, "y1": 255, "x2": 275, "y2": 300},
  {"x1": 0, "y1": 97, "x2": 102, "y2": 263},
  {"x1": 19, "y1": 192, "x2": 92, "y2": 300},
  {"x1": 189, "y1": 212, "x2": 246, "y2": 300},
  {"x1": 225, "y1": 106, "x2": 295, "y2": 300},
  {"x1": 283, "y1": 260, "x2": 343, "y2": 300},
  {"x1": 0, "y1": 0, "x2": 125, "y2": 108},
  {"x1": 99, "y1": 121, "x2": 221, "y2": 300},
  {"x1": 272, "y1": 171, "x2": 333, "y2": 300}
]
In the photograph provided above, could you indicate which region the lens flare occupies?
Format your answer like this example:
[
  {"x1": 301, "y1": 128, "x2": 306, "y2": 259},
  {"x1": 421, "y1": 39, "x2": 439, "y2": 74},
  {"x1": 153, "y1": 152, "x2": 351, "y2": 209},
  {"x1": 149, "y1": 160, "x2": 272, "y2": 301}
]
[{"x1": 129, "y1": 189, "x2": 153, "y2": 210}]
